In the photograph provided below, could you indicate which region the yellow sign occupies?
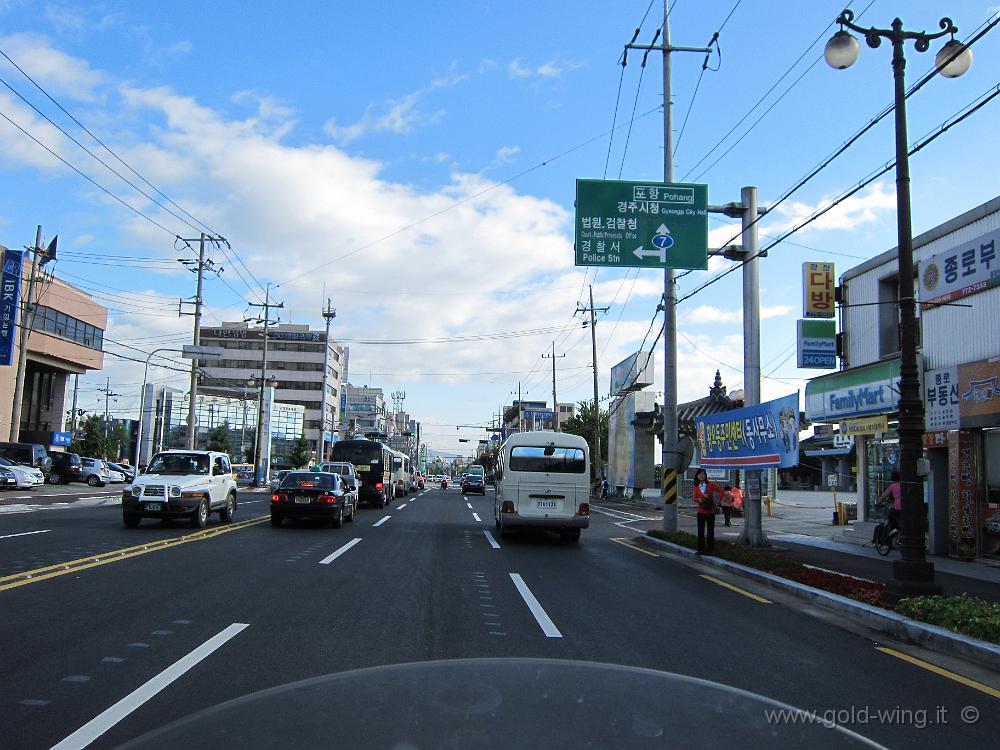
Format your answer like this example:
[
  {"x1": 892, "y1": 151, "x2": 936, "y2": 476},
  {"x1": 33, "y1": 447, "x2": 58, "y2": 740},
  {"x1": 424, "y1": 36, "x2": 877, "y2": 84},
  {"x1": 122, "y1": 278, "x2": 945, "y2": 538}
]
[
  {"x1": 803, "y1": 262, "x2": 835, "y2": 318},
  {"x1": 841, "y1": 415, "x2": 888, "y2": 436}
]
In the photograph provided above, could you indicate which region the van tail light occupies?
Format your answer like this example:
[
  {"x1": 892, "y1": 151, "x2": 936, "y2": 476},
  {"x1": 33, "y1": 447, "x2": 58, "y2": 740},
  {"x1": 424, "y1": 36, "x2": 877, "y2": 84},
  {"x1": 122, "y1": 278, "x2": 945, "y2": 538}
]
[
  {"x1": 501, "y1": 501, "x2": 515, "y2": 514},
  {"x1": 271, "y1": 493, "x2": 287, "y2": 503},
  {"x1": 577, "y1": 503, "x2": 590, "y2": 516}
]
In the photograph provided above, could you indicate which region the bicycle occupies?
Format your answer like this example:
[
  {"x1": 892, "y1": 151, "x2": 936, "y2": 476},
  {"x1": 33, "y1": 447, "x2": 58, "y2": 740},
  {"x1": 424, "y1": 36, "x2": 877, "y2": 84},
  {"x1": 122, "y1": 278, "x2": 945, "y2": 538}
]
[{"x1": 872, "y1": 511, "x2": 899, "y2": 556}]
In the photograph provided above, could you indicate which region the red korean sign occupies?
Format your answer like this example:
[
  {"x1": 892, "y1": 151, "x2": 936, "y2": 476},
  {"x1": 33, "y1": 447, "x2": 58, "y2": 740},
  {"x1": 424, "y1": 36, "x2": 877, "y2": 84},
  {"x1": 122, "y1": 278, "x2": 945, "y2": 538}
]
[{"x1": 802, "y1": 262, "x2": 835, "y2": 318}]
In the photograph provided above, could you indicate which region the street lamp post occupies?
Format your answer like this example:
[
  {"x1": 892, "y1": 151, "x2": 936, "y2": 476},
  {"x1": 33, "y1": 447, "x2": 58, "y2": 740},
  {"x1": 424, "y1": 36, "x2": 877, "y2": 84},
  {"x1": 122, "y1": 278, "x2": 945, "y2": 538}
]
[{"x1": 825, "y1": 9, "x2": 972, "y2": 597}]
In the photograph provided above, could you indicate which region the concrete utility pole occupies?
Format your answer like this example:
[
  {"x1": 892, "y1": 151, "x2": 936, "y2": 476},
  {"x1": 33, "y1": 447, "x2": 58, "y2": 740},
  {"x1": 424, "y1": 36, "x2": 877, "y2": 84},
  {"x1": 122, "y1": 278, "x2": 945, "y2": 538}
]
[
  {"x1": 9, "y1": 225, "x2": 49, "y2": 441},
  {"x1": 178, "y1": 234, "x2": 213, "y2": 450},
  {"x1": 249, "y1": 283, "x2": 283, "y2": 486},
  {"x1": 69, "y1": 374, "x2": 79, "y2": 436},
  {"x1": 99, "y1": 377, "x2": 121, "y2": 458},
  {"x1": 541, "y1": 342, "x2": 565, "y2": 431},
  {"x1": 319, "y1": 298, "x2": 337, "y2": 462},
  {"x1": 577, "y1": 285, "x2": 610, "y2": 480}
]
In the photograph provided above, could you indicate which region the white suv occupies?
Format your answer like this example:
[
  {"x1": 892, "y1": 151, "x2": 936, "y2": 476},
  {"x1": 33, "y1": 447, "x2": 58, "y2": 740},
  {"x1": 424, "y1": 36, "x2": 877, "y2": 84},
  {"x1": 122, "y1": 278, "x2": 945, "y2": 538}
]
[{"x1": 123, "y1": 450, "x2": 238, "y2": 529}]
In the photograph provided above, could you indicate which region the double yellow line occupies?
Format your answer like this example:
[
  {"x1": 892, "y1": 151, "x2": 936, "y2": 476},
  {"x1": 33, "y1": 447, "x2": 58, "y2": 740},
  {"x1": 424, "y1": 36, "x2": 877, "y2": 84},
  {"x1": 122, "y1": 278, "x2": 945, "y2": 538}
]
[{"x1": 0, "y1": 515, "x2": 267, "y2": 593}]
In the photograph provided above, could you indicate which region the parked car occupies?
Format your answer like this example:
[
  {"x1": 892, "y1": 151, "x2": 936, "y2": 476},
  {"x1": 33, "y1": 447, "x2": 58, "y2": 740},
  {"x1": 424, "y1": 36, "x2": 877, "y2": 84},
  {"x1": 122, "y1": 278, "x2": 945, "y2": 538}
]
[
  {"x1": 270, "y1": 471, "x2": 356, "y2": 528},
  {"x1": 80, "y1": 457, "x2": 112, "y2": 487},
  {"x1": 47, "y1": 451, "x2": 84, "y2": 484},
  {"x1": 105, "y1": 462, "x2": 135, "y2": 482},
  {"x1": 0, "y1": 467, "x2": 18, "y2": 489},
  {"x1": 0, "y1": 456, "x2": 45, "y2": 489},
  {"x1": 461, "y1": 475, "x2": 487, "y2": 495},
  {"x1": 0, "y1": 442, "x2": 52, "y2": 481},
  {"x1": 123, "y1": 450, "x2": 238, "y2": 529}
]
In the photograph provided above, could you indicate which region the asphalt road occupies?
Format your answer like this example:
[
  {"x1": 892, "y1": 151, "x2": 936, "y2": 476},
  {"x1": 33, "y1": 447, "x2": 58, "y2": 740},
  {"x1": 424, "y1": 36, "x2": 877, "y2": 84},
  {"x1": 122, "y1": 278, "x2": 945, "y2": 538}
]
[{"x1": 1, "y1": 486, "x2": 996, "y2": 748}]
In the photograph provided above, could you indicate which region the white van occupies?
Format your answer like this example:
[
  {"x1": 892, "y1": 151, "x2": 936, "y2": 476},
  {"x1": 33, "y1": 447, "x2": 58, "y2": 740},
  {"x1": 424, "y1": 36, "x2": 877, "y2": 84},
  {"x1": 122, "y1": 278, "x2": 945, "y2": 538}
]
[{"x1": 494, "y1": 431, "x2": 590, "y2": 543}]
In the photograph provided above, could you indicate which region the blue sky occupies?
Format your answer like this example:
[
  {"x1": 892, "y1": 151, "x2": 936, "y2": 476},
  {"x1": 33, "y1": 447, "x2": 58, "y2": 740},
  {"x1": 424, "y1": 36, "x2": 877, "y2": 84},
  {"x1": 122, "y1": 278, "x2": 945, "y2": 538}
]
[{"x1": 1, "y1": 0, "x2": 998, "y2": 453}]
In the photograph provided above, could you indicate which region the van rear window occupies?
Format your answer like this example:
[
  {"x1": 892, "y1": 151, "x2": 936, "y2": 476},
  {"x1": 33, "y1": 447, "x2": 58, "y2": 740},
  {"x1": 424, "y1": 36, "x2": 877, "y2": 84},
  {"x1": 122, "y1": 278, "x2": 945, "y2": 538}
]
[{"x1": 508, "y1": 446, "x2": 586, "y2": 474}]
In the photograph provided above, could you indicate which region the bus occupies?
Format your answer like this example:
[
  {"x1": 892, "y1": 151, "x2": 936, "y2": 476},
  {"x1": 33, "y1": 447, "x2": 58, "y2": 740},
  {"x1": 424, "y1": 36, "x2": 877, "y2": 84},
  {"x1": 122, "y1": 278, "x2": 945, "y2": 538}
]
[
  {"x1": 494, "y1": 431, "x2": 590, "y2": 543},
  {"x1": 464, "y1": 464, "x2": 485, "y2": 481},
  {"x1": 329, "y1": 439, "x2": 402, "y2": 508}
]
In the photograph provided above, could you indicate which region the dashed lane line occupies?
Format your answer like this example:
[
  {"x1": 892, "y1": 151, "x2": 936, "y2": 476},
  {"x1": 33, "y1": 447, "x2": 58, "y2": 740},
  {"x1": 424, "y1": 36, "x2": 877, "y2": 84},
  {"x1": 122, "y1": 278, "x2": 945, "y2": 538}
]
[
  {"x1": 51, "y1": 623, "x2": 249, "y2": 750},
  {"x1": 483, "y1": 530, "x2": 500, "y2": 549},
  {"x1": 0, "y1": 516, "x2": 267, "y2": 593},
  {"x1": 0, "y1": 529, "x2": 51, "y2": 540},
  {"x1": 472, "y1": 512, "x2": 482, "y2": 522},
  {"x1": 373, "y1": 515, "x2": 391, "y2": 527},
  {"x1": 466, "y1": 502, "x2": 473, "y2": 509}
]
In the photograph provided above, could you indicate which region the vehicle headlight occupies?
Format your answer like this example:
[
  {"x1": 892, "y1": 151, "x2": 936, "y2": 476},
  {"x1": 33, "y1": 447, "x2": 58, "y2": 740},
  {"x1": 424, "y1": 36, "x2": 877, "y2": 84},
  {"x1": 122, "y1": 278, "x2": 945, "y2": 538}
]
[
  {"x1": 169, "y1": 485, "x2": 182, "y2": 498},
  {"x1": 131, "y1": 485, "x2": 142, "y2": 497}
]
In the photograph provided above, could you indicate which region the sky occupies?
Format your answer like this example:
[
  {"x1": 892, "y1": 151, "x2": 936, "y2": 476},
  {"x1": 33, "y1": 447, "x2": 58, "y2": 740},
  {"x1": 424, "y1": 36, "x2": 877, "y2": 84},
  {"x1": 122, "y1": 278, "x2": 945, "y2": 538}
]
[{"x1": 1, "y1": 0, "x2": 998, "y2": 454}]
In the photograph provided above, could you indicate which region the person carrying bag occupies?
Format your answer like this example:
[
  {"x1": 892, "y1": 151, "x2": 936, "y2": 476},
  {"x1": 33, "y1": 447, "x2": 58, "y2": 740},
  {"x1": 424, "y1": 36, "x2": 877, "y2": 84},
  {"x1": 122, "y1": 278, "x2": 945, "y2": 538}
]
[{"x1": 692, "y1": 468, "x2": 723, "y2": 555}]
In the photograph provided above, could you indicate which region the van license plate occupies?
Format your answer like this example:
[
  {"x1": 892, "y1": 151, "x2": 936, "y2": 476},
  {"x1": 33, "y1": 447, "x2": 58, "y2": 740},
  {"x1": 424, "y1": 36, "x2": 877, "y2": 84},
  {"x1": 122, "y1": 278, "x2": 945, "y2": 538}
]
[
  {"x1": 536, "y1": 501, "x2": 557, "y2": 510},
  {"x1": 145, "y1": 503, "x2": 162, "y2": 511}
]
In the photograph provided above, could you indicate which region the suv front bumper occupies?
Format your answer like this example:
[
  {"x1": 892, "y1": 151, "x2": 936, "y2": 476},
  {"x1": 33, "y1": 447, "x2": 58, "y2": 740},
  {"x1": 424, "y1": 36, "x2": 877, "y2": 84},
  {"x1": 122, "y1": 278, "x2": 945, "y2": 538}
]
[{"x1": 123, "y1": 495, "x2": 206, "y2": 517}]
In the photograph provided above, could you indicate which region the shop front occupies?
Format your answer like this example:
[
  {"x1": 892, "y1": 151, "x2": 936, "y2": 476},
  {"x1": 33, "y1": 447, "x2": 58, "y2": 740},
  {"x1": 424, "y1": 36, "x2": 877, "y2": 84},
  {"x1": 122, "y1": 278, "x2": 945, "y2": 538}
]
[{"x1": 924, "y1": 358, "x2": 1000, "y2": 560}]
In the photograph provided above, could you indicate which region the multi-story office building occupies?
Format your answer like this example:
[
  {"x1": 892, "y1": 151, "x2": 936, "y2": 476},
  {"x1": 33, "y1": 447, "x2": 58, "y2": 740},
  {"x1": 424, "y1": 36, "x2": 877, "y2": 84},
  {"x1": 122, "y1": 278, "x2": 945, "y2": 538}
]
[
  {"x1": 341, "y1": 385, "x2": 388, "y2": 438},
  {"x1": 197, "y1": 322, "x2": 345, "y2": 460}
]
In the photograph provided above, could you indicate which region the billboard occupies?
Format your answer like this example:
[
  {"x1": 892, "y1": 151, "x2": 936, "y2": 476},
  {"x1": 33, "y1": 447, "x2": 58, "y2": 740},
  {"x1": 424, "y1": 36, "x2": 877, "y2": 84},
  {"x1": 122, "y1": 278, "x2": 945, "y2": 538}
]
[
  {"x1": 695, "y1": 392, "x2": 800, "y2": 469},
  {"x1": 796, "y1": 319, "x2": 836, "y2": 369},
  {"x1": 919, "y1": 228, "x2": 999, "y2": 310},
  {"x1": 1, "y1": 248, "x2": 24, "y2": 367},
  {"x1": 610, "y1": 352, "x2": 653, "y2": 396},
  {"x1": 802, "y1": 262, "x2": 835, "y2": 318}
]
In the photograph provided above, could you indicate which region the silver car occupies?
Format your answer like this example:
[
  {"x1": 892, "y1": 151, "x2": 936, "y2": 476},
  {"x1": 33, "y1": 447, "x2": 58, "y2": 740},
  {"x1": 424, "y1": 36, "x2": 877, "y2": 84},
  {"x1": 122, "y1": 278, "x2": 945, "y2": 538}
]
[
  {"x1": 0, "y1": 457, "x2": 44, "y2": 489},
  {"x1": 80, "y1": 457, "x2": 112, "y2": 487}
]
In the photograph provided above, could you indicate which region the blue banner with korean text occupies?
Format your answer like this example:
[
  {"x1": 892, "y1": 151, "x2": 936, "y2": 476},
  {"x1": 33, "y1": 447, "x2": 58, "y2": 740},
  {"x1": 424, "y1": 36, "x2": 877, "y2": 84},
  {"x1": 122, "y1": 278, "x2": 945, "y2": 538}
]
[
  {"x1": 695, "y1": 392, "x2": 800, "y2": 469},
  {"x1": 1, "y1": 248, "x2": 24, "y2": 367}
]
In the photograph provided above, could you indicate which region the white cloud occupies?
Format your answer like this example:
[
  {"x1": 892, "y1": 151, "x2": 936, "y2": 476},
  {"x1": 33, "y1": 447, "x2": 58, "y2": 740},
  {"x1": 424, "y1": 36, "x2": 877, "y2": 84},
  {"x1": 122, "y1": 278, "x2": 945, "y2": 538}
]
[
  {"x1": 683, "y1": 304, "x2": 793, "y2": 325},
  {"x1": 0, "y1": 32, "x2": 104, "y2": 101},
  {"x1": 494, "y1": 144, "x2": 521, "y2": 164},
  {"x1": 508, "y1": 57, "x2": 584, "y2": 79},
  {"x1": 771, "y1": 182, "x2": 896, "y2": 234}
]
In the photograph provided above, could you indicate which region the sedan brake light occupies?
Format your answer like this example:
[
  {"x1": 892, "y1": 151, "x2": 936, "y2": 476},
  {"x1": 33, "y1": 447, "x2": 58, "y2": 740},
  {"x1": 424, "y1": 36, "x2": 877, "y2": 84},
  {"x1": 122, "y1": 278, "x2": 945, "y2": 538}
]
[
  {"x1": 375, "y1": 482, "x2": 383, "y2": 490},
  {"x1": 271, "y1": 492, "x2": 287, "y2": 503},
  {"x1": 317, "y1": 493, "x2": 340, "y2": 504}
]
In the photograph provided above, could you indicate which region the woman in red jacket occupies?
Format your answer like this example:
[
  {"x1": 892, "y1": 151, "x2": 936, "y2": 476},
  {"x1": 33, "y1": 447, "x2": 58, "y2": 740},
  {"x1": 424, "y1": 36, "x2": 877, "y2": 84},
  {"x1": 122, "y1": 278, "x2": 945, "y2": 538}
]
[{"x1": 692, "y1": 468, "x2": 723, "y2": 555}]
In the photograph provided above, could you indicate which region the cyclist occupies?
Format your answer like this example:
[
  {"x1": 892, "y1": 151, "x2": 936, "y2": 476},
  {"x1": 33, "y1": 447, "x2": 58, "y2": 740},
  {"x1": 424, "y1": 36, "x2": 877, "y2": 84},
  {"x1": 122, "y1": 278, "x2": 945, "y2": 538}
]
[{"x1": 877, "y1": 470, "x2": 902, "y2": 532}]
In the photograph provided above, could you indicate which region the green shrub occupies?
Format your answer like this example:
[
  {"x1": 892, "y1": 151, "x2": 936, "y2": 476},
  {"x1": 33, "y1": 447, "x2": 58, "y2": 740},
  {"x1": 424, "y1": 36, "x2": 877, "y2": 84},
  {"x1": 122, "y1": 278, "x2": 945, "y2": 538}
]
[{"x1": 896, "y1": 594, "x2": 1000, "y2": 645}]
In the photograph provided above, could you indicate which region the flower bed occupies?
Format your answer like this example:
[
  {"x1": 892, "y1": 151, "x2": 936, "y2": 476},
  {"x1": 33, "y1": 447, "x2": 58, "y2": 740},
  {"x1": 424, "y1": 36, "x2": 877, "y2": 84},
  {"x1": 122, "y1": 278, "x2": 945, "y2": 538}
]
[{"x1": 896, "y1": 594, "x2": 1000, "y2": 645}]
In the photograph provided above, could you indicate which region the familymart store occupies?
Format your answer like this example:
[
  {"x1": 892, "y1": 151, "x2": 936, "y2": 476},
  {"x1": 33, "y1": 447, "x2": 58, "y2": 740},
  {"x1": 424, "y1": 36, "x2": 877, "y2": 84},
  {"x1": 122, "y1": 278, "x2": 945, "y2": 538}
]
[{"x1": 805, "y1": 360, "x2": 905, "y2": 526}]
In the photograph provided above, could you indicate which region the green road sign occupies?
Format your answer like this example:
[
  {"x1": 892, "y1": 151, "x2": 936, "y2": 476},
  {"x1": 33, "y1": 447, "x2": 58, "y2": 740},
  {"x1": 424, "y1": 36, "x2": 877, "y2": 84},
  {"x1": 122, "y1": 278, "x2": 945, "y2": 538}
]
[{"x1": 574, "y1": 179, "x2": 708, "y2": 269}]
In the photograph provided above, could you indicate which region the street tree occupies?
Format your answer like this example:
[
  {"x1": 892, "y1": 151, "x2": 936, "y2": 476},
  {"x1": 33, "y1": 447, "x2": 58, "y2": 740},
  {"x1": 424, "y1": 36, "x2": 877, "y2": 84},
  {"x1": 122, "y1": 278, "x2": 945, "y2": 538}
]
[
  {"x1": 561, "y1": 400, "x2": 609, "y2": 466},
  {"x1": 288, "y1": 436, "x2": 312, "y2": 469},
  {"x1": 207, "y1": 423, "x2": 233, "y2": 454}
]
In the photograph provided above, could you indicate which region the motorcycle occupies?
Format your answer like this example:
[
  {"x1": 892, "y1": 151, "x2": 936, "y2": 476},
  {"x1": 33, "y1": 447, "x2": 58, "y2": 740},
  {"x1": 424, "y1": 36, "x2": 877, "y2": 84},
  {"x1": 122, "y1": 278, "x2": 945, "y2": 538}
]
[{"x1": 441, "y1": 478, "x2": 448, "y2": 490}]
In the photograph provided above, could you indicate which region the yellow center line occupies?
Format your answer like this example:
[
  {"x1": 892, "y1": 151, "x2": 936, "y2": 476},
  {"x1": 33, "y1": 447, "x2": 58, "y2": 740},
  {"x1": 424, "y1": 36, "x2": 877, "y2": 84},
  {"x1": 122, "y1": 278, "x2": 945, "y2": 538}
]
[
  {"x1": 699, "y1": 574, "x2": 772, "y2": 604},
  {"x1": 876, "y1": 646, "x2": 1000, "y2": 700},
  {"x1": 610, "y1": 537, "x2": 661, "y2": 557},
  {"x1": 0, "y1": 515, "x2": 267, "y2": 593}
]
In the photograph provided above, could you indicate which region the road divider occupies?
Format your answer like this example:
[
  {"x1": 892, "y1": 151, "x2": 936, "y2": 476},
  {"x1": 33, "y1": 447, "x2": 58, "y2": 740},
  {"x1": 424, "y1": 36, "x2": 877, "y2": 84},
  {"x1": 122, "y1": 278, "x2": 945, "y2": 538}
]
[
  {"x1": 318, "y1": 538, "x2": 362, "y2": 565},
  {"x1": 0, "y1": 516, "x2": 267, "y2": 593},
  {"x1": 51, "y1": 623, "x2": 249, "y2": 750},
  {"x1": 510, "y1": 573, "x2": 562, "y2": 638}
]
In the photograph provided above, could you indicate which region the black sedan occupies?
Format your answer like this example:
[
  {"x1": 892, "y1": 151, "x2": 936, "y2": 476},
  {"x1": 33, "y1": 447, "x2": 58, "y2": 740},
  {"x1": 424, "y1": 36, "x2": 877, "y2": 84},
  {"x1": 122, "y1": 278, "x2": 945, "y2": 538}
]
[
  {"x1": 460, "y1": 475, "x2": 486, "y2": 495},
  {"x1": 270, "y1": 472, "x2": 357, "y2": 528}
]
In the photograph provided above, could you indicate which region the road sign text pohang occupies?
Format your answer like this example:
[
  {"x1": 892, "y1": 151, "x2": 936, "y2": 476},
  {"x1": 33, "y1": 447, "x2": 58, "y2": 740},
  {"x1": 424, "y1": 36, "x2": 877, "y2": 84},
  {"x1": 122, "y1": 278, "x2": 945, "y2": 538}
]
[{"x1": 574, "y1": 179, "x2": 708, "y2": 270}]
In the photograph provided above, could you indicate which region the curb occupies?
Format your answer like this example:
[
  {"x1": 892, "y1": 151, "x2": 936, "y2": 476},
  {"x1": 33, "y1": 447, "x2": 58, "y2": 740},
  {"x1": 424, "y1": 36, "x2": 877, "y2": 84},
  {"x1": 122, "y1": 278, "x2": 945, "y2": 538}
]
[{"x1": 642, "y1": 533, "x2": 1000, "y2": 672}]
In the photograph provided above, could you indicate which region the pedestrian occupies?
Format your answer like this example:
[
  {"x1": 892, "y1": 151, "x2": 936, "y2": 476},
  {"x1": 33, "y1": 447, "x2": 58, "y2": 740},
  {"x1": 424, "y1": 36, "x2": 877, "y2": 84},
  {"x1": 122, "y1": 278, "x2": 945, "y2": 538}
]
[
  {"x1": 720, "y1": 484, "x2": 735, "y2": 527},
  {"x1": 730, "y1": 482, "x2": 744, "y2": 517},
  {"x1": 601, "y1": 477, "x2": 609, "y2": 499},
  {"x1": 692, "y1": 468, "x2": 723, "y2": 555},
  {"x1": 878, "y1": 470, "x2": 902, "y2": 531}
]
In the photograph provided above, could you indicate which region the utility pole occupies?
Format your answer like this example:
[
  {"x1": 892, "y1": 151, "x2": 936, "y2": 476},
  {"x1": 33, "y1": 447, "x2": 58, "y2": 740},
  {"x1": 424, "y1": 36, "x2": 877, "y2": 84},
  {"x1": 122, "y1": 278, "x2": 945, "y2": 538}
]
[
  {"x1": 9, "y1": 225, "x2": 56, "y2": 440},
  {"x1": 541, "y1": 342, "x2": 565, "y2": 431},
  {"x1": 69, "y1": 374, "x2": 79, "y2": 436},
  {"x1": 626, "y1": 3, "x2": 711, "y2": 531},
  {"x1": 178, "y1": 234, "x2": 216, "y2": 450},
  {"x1": 99, "y1": 377, "x2": 121, "y2": 458},
  {"x1": 576, "y1": 285, "x2": 610, "y2": 480},
  {"x1": 249, "y1": 283, "x2": 283, "y2": 486},
  {"x1": 319, "y1": 298, "x2": 337, "y2": 462}
]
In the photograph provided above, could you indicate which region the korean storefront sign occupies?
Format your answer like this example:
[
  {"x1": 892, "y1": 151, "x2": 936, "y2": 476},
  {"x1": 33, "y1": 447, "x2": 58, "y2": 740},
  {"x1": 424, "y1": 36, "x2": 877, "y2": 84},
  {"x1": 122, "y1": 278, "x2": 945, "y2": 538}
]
[
  {"x1": 805, "y1": 359, "x2": 901, "y2": 422},
  {"x1": 796, "y1": 319, "x2": 836, "y2": 369},
  {"x1": 1, "y1": 248, "x2": 24, "y2": 367},
  {"x1": 947, "y1": 430, "x2": 978, "y2": 559},
  {"x1": 802, "y1": 262, "x2": 835, "y2": 318},
  {"x1": 574, "y1": 179, "x2": 708, "y2": 270},
  {"x1": 841, "y1": 415, "x2": 888, "y2": 436},
  {"x1": 919, "y1": 227, "x2": 1000, "y2": 309},
  {"x1": 695, "y1": 392, "x2": 800, "y2": 469},
  {"x1": 924, "y1": 358, "x2": 1000, "y2": 443}
]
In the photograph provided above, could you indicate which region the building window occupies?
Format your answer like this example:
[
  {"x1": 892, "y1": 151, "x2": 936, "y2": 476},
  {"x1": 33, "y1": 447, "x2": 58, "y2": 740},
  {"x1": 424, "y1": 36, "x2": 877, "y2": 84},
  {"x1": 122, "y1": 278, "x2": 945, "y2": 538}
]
[{"x1": 33, "y1": 304, "x2": 104, "y2": 351}]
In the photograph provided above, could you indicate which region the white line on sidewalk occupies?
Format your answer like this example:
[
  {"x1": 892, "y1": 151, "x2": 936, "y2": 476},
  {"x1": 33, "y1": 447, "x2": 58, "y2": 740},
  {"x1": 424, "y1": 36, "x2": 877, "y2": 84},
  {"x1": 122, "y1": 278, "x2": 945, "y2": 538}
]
[
  {"x1": 318, "y1": 538, "x2": 362, "y2": 565},
  {"x1": 472, "y1": 512, "x2": 482, "y2": 522},
  {"x1": 483, "y1": 530, "x2": 500, "y2": 549},
  {"x1": 509, "y1": 573, "x2": 562, "y2": 638},
  {"x1": 373, "y1": 515, "x2": 391, "y2": 527},
  {"x1": 50, "y1": 623, "x2": 249, "y2": 750},
  {"x1": 466, "y1": 502, "x2": 472, "y2": 509},
  {"x1": 0, "y1": 529, "x2": 50, "y2": 540}
]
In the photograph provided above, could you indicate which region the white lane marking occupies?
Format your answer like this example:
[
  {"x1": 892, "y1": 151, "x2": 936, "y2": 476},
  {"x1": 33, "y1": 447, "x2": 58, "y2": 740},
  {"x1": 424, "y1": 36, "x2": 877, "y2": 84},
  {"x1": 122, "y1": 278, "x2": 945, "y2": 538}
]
[
  {"x1": 483, "y1": 530, "x2": 500, "y2": 549},
  {"x1": 50, "y1": 623, "x2": 249, "y2": 750},
  {"x1": 373, "y1": 515, "x2": 391, "y2": 527},
  {"x1": 466, "y1": 502, "x2": 473, "y2": 509},
  {"x1": 0, "y1": 529, "x2": 51, "y2": 540},
  {"x1": 472, "y1": 512, "x2": 482, "y2": 522},
  {"x1": 590, "y1": 506, "x2": 653, "y2": 521},
  {"x1": 318, "y1": 538, "x2": 362, "y2": 565},
  {"x1": 241, "y1": 499, "x2": 263, "y2": 504},
  {"x1": 509, "y1": 573, "x2": 562, "y2": 638},
  {"x1": 396, "y1": 503, "x2": 407, "y2": 510}
]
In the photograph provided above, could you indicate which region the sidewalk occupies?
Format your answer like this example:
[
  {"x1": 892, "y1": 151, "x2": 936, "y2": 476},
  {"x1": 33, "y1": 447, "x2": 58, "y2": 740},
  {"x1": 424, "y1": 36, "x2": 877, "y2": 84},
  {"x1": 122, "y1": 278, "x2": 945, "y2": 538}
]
[{"x1": 600, "y1": 493, "x2": 1000, "y2": 603}]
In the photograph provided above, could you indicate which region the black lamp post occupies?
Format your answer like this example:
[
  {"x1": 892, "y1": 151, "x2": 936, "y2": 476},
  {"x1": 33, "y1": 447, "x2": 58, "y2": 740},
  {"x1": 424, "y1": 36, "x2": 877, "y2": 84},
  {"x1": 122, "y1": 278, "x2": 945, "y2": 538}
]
[{"x1": 825, "y1": 10, "x2": 972, "y2": 598}]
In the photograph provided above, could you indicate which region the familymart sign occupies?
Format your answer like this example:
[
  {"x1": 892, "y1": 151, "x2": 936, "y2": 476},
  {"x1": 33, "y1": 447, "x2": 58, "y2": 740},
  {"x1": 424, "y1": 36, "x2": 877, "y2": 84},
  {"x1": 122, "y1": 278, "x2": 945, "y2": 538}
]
[{"x1": 805, "y1": 359, "x2": 902, "y2": 422}]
